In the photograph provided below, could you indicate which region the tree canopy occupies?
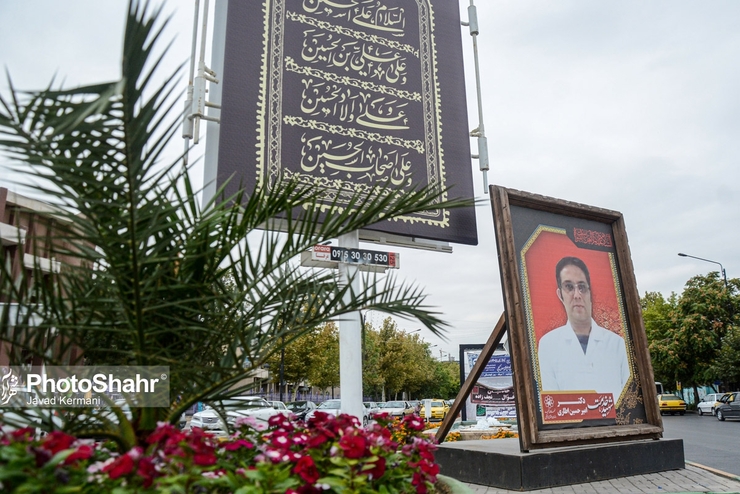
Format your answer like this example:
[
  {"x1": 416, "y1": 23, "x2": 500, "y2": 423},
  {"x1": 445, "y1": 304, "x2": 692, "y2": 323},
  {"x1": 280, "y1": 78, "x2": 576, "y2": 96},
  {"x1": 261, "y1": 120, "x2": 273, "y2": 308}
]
[{"x1": 642, "y1": 272, "x2": 739, "y2": 397}]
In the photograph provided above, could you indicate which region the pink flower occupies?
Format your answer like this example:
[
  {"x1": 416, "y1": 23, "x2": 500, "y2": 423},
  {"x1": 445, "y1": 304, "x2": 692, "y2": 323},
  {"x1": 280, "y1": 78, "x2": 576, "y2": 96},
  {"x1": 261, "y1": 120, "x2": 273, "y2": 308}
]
[
  {"x1": 268, "y1": 414, "x2": 294, "y2": 431},
  {"x1": 268, "y1": 430, "x2": 292, "y2": 450},
  {"x1": 402, "y1": 414, "x2": 425, "y2": 431}
]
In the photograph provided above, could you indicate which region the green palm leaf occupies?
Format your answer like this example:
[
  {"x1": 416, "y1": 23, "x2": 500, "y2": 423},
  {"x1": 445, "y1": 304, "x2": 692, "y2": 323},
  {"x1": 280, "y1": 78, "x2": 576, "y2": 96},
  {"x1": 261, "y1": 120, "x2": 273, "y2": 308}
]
[{"x1": 0, "y1": 0, "x2": 471, "y2": 450}]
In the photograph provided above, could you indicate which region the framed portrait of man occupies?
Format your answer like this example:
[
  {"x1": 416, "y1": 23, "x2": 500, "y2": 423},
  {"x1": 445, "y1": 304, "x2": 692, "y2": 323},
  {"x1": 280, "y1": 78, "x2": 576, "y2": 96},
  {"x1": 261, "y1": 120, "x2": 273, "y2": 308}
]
[{"x1": 490, "y1": 186, "x2": 663, "y2": 451}]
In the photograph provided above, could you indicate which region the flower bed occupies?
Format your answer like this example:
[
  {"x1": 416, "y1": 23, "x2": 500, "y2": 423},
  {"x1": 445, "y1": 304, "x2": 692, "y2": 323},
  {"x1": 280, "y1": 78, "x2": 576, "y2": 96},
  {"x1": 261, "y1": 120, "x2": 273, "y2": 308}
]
[{"x1": 0, "y1": 412, "x2": 441, "y2": 493}]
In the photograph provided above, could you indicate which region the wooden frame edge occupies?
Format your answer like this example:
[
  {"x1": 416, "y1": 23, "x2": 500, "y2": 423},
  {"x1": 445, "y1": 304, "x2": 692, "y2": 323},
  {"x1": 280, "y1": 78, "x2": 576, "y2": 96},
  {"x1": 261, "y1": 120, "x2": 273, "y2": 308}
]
[{"x1": 490, "y1": 185, "x2": 663, "y2": 451}]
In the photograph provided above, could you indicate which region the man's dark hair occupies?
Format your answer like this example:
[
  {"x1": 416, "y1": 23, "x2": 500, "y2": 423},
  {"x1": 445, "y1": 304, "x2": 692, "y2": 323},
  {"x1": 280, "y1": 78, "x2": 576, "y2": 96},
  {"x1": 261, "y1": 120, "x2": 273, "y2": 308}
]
[{"x1": 555, "y1": 256, "x2": 591, "y2": 287}]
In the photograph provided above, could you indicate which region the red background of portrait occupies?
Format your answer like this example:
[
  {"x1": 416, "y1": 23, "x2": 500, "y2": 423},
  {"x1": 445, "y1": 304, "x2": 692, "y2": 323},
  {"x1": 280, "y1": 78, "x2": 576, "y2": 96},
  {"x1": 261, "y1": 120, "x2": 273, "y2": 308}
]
[{"x1": 524, "y1": 231, "x2": 625, "y2": 345}]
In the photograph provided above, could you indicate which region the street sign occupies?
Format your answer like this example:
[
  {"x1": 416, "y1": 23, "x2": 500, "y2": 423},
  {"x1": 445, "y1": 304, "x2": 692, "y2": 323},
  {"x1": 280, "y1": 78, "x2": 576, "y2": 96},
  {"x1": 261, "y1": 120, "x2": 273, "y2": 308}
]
[{"x1": 310, "y1": 245, "x2": 400, "y2": 269}]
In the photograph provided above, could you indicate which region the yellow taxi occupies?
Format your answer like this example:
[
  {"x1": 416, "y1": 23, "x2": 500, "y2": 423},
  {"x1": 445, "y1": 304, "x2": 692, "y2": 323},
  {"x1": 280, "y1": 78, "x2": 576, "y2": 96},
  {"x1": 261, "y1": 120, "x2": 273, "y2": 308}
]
[
  {"x1": 657, "y1": 394, "x2": 687, "y2": 416},
  {"x1": 419, "y1": 399, "x2": 450, "y2": 422}
]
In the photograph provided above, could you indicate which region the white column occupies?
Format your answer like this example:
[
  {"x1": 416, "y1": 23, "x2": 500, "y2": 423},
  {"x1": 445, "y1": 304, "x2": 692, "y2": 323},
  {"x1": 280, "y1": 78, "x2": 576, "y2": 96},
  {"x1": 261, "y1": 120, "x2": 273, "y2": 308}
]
[{"x1": 338, "y1": 231, "x2": 364, "y2": 423}]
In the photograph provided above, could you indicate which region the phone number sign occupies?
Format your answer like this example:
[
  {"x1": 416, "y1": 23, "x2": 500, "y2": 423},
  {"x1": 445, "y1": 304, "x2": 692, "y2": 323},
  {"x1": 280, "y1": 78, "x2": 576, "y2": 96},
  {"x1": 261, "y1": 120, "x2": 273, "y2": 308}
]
[{"x1": 311, "y1": 245, "x2": 400, "y2": 269}]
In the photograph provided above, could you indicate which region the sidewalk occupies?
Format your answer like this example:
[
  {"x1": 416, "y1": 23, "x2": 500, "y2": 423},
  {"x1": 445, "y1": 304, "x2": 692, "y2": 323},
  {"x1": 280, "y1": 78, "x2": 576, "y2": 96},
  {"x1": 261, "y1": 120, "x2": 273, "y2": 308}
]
[{"x1": 458, "y1": 463, "x2": 740, "y2": 493}]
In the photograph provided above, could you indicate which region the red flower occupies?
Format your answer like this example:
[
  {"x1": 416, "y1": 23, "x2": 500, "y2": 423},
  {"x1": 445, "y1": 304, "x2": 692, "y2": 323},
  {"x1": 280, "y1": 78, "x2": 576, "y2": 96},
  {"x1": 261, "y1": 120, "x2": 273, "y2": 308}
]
[
  {"x1": 31, "y1": 446, "x2": 52, "y2": 467},
  {"x1": 412, "y1": 471, "x2": 428, "y2": 493},
  {"x1": 64, "y1": 444, "x2": 94, "y2": 465},
  {"x1": 292, "y1": 455, "x2": 320, "y2": 484},
  {"x1": 402, "y1": 414, "x2": 425, "y2": 431},
  {"x1": 137, "y1": 456, "x2": 158, "y2": 488},
  {"x1": 268, "y1": 414, "x2": 294, "y2": 431},
  {"x1": 147, "y1": 423, "x2": 185, "y2": 446},
  {"x1": 365, "y1": 456, "x2": 386, "y2": 479},
  {"x1": 305, "y1": 430, "x2": 331, "y2": 448},
  {"x1": 193, "y1": 451, "x2": 217, "y2": 466},
  {"x1": 296, "y1": 485, "x2": 324, "y2": 494},
  {"x1": 11, "y1": 427, "x2": 35, "y2": 442},
  {"x1": 268, "y1": 430, "x2": 293, "y2": 450},
  {"x1": 418, "y1": 459, "x2": 439, "y2": 476},
  {"x1": 41, "y1": 431, "x2": 76, "y2": 454},
  {"x1": 339, "y1": 433, "x2": 368, "y2": 459},
  {"x1": 222, "y1": 438, "x2": 254, "y2": 451},
  {"x1": 103, "y1": 453, "x2": 136, "y2": 479}
]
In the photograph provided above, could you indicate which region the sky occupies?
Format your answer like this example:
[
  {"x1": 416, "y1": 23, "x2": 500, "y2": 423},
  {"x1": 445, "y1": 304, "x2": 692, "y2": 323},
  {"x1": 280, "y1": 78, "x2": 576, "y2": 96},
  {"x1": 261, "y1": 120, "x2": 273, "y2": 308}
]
[{"x1": 1, "y1": 1, "x2": 739, "y2": 359}]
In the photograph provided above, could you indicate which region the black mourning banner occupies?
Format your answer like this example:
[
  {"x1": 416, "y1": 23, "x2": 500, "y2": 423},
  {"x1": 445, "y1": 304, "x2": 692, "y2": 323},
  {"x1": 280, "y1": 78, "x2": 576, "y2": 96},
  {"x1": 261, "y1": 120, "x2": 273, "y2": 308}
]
[{"x1": 217, "y1": 0, "x2": 478, "y2": 245}]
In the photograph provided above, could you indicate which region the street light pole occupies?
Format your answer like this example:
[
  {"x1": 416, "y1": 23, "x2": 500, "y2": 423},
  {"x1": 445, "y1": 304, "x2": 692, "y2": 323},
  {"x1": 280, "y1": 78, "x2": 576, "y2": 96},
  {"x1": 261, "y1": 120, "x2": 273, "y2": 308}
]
[{"x1": 677, "y1": 253, "x2": 728, "y2": 289}]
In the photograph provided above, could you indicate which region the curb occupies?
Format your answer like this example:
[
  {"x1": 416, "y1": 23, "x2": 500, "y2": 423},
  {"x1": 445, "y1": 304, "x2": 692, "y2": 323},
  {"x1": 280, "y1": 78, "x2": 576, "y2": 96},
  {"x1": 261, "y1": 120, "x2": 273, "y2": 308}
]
[{"x1": 686, "y1": 461, "x2": 740, "y2": 483}]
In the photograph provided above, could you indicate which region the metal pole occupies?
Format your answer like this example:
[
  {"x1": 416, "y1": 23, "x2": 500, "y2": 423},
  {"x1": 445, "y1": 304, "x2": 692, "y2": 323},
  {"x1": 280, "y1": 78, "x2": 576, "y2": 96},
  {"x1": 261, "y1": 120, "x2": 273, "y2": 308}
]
[
  {"x1": 678, "y1": 253, "x2": 728, "y2": 289},
  {"x1": 463, "y1": 0, "x2": 489, "y2": 193},
  {"x1": 338, "y1": 231, "x2": 364, "y2": 423},
  {"x1": 279, "y1": 336, "x2": 285, "y2": 403}
]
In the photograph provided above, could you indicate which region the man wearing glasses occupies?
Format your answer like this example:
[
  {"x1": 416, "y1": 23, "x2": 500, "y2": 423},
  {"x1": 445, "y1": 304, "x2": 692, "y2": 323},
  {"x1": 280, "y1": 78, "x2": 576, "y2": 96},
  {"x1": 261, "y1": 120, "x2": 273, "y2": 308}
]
[{"x1": 537, "y1": 256, "x2": 630, "y2": 403}]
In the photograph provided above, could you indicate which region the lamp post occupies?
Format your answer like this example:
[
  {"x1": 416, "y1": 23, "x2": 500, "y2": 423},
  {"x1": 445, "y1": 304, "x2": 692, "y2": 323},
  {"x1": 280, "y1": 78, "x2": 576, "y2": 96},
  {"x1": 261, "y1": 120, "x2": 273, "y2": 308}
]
[{"x1": 677, "y1": 253, "x2": 728, "y2": 289}]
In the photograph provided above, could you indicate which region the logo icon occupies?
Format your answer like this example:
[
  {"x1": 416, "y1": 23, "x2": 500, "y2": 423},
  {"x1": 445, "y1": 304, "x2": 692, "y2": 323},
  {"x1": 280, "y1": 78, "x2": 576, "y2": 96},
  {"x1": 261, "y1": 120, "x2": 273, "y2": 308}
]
[{"x1": 1, "y1": 368, "x2": 19, "y2": 405}]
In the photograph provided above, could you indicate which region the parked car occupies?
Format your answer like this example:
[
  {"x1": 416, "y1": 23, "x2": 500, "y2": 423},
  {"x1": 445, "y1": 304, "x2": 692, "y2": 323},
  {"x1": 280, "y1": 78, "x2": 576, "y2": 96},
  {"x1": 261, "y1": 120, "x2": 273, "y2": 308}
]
[
  {"x1": 268, "y1": 400, "x2": 291, "y2": 416},
  {"x1": 716, "y1": 392, "x2": 740, "y2": 421},
  {"x1": 285, "y1": 400, "x2": 317, "y2": 420},
  {"x1": 305, "y1": 399, "x2": 370, "y2": 426},
  {"x1": 190, "y1": 396, "x2": 283, "y2": 435},
  {"x1": 379, "y1": 400, "x2": 413, "y2": 418},
  {"x1": 419, "y1": 399, "x2": 450, "y2": 422},
  {"x1": 657, "y1": 394, "x2": 687, "y2": 415},
  {"x1": 697, "y1": 393, "x2": 724, "y2": 416},
  {"x1": 363, "y1": 401, "x2": 381, "y2": 417},
  {"x1": 715, "y1": 392, "x2": 735, "y2": 412}
]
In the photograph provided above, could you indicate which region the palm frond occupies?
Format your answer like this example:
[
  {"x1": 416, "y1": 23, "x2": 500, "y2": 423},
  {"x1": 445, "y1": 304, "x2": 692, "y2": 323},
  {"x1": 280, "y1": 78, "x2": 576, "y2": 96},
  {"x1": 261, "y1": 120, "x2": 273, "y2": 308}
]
[{"x1": 0, "y1": 0, "x2": 471, "y2": 448}]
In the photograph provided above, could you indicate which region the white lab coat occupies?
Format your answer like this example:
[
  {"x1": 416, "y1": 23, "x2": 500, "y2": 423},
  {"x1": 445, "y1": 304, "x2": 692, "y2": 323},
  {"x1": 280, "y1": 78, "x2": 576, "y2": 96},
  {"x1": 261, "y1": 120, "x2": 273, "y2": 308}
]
[{"x1": 537, "y1": 319, "x2": 630, "y2": 402}]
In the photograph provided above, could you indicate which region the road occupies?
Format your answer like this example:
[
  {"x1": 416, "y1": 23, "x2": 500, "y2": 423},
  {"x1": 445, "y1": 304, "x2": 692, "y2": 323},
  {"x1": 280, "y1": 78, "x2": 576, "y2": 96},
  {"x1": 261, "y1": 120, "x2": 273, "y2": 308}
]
[{"x1": 661, "y1": 412, "x2": 740, "y2": 476}]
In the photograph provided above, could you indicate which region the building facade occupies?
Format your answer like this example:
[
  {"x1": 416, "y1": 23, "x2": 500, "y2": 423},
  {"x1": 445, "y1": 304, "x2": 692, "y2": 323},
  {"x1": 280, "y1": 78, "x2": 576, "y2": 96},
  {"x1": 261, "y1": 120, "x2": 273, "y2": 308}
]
[{"x1": 0, "y1": 186, "x2": 82, "y2": 367}]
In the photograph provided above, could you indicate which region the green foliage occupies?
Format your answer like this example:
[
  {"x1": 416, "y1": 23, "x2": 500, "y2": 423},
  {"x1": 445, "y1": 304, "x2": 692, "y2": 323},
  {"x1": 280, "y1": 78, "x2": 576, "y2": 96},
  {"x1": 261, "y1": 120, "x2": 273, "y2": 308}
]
[
  {"x1": 642, "y1": 272, "x2": 739, "y2": 391},
  {"x1": 711, "y1": 326, "x2": 740, "y2": 388},
  {"x1": 306, "y1": 322, "x2": 340, "y2": 392},
  {"x1": 642, "y1": 291, "x2": 679, "y2": 385},
  {"x1": 0, "y1": 0, "x2": 469, "y2": 450},
  {"x1": 0, "y1": 414, "x2": 440, "y2": 493},
  {"x1": 417, "y1": 361, "x2": 460, "y2": 400},
  {"x1": 361, "y1": 317, "x2": 440, "y2": 401}
]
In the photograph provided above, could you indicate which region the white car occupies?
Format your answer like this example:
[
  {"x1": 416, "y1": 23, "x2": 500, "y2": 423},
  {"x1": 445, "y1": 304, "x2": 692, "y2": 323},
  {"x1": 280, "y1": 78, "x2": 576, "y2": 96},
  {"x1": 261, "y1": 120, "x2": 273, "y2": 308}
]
[
  {"x1": 379, "y1": 400, "x2": 413, "y2": 418},
  {"x1": 305, "y1": 399, "x2": 370, "y2": 426},
  {"x1": 190, "y1": 396, "x2": 284, "y2": 435},
  {"x1": 697, "y1": 393, "x2": 724, "y2": 416},
  {"x1": 363, "y1": 401, "x2": 381, "y2": 417},
  {"x1": 268, "y1": 401, "x2": 291, "y2": 416}
]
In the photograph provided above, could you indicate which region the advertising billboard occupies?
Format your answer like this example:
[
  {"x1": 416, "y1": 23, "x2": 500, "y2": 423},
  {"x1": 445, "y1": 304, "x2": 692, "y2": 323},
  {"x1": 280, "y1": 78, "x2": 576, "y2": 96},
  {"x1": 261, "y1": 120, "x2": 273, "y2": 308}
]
[
  {"x1": 216, "y1": 0, "x2": 477, "y2": 245},
  {"x1": 459, "y1": 344, "x2": 516, "y2": 421}
]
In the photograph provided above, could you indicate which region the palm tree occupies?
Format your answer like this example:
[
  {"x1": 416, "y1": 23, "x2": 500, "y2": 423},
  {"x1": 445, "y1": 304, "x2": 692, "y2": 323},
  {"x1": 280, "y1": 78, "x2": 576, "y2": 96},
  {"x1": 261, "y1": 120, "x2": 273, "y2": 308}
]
[{"x1": 0, "y1": 0, "x2": 468, "y2": 449}]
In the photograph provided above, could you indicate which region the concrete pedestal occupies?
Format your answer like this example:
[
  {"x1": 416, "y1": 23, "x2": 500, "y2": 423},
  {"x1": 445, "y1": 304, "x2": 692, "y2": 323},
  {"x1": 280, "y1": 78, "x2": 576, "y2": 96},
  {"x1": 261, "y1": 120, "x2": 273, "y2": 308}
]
[{"x1": 435, "y1": 437, "x2": 684, "y2": 491}]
